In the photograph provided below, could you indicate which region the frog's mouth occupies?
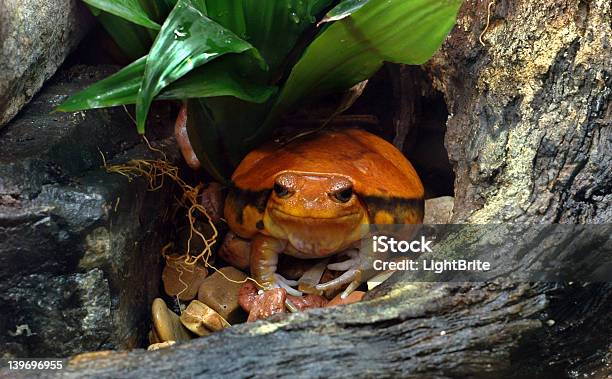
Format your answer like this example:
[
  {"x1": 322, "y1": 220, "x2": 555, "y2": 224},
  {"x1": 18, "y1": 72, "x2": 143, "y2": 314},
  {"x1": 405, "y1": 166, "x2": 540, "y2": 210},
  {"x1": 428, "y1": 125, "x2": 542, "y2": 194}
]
[{"x1": 269, "y1": 208, "x2": 361, "y2": 221}]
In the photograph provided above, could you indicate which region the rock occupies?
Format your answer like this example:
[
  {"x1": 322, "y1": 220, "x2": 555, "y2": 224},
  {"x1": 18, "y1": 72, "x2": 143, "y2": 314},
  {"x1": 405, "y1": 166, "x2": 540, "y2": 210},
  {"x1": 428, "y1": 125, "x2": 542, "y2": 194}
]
[
  {"x1": 179, "y1": 300, "x2": 230, "y2": 336},
  {"x1": 238, "y1": 281, "x2": 260, "y2": 313},
  {"x1": 199, "y1": 182, "x2": 225, "y2": 224},
  {"x1": 198, "y1": 267, "x2": 248, "y2": 324},
  {"x1": 366, "y1": 270, "x2": 395, "y2": 291},
  {"x1": 326, "y1": 291, "x2": 365, "y2": 307},
  {"x1": 0, "y1": 66, "x2": 177, "y2": 358},
  {"x1": 218, "y1": 232, "x2": 251, "y2": 270},
  {"x1": 247, "y1": 289, "x2": 287, "y2": 322},
  {"x1": 238, "y1": 281, "x2": 325, "y2": 320},
  {"x1": 147, "y1": 341, "x2": 176, "y2": 351},
  {"x1": 0, "y1": 0, "x2": 92, "y2": 126},
  {"x1": 175, "y1": 221, "x2": 217, "y2": 258},
  {"x1": 162, "y1": 257, "x2": 208, "y2": 301},
  {"x1": 424, "y1": 196, "x2": 454, "y2": 224},
  {"x1": 297, "y1": 259, "x2": 328, "y2": 295},
  {"x1": 151, "y1": 299, "x2": 192, "y2": 343},
  {"x1": 238, "y1": 281, "x2": 287, "y2": 322},
  {"x1": 286, "y1": 294, "x2": 328, "y2": 310}
]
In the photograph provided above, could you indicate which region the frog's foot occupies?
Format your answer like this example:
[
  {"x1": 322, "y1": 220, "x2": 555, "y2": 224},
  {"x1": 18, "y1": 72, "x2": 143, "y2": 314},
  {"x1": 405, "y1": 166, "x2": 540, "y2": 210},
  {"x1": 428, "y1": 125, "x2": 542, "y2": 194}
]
[
  {"x1": 316, "y1": 250, "x2": 364, "y2": 299},
  {"x1": 273, "y1": 273, "x2": 302, "y2": 296}
]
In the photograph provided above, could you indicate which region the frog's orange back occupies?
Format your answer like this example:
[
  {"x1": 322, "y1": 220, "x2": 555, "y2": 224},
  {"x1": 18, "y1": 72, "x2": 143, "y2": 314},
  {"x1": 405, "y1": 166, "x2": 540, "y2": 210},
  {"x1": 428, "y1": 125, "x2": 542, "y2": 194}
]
[
  {"x1": 226, "y1": 128, "x2": 424, "y2": 238},
  {"x1": 233, "y1": 128, "x2": 423, "y2": 199}
]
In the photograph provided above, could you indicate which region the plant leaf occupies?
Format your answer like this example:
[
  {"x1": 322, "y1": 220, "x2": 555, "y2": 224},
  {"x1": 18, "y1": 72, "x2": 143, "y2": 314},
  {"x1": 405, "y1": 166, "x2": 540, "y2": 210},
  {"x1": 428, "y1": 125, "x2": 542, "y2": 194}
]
[
  {"x1": 204, "y1": 0, "x2": 333, "y2": 75},
  {"x1": 95, "y1": 12, "x2": 153, "y2": 60},
  {"x1": 181, "y1": 0, "x2": 333, "y2": 167},
  {"x1": 82, "y1": 0, "x2": 161, "y2": 30},
  {"x1": 55, "y1": 57, "x2": 275, "y2": 112},
  {"x1": 55, "y1": 57, "x2": 146, "y2": 112},
  {"x1": 135, "y1": 0, "x2": 260, "y2": 133},
  {"x1": 254, "y1": 0, "x2": 463, "y2": 143},
  {"x1": 160, "y1": 61, "x2": 277, "y2": 103},
  {"x1": 186, "y1": 98, "x2": 230, "y2": 182},
  {"x1": 319, "y1": 0, "x2": 369, "y2": 24}
]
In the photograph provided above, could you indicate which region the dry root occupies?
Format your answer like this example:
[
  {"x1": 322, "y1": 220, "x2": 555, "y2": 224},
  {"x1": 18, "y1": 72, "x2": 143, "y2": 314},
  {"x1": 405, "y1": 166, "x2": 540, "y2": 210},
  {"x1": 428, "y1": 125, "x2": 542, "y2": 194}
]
[{"x1": 102, "y1": 137, "x2": 260, "y2": 303}]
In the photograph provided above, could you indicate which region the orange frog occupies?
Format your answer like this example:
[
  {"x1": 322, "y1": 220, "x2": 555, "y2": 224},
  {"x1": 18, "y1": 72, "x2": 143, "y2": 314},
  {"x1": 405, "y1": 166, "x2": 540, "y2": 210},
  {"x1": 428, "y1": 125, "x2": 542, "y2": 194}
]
[{"x1": 221, "y1": 128, "x2": 424, "y2": 302}]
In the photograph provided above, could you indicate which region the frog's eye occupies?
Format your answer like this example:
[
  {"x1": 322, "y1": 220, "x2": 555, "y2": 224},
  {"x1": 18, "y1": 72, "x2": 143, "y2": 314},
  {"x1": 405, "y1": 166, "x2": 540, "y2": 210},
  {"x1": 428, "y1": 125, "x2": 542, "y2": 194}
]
[
  {"x1": 274, "y1": 183, "x2": 291, "y2": 198},
  {"x1": 333, "y1": 187, "x2": 353, "y2": 203}
]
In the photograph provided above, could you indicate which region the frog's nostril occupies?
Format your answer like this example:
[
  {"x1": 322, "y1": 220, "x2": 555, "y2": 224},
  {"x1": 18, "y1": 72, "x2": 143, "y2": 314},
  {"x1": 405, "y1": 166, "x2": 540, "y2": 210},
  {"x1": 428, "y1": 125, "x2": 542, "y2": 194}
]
[{"x1": 274, "y1": 183, "x2": 292, "y2": 198}]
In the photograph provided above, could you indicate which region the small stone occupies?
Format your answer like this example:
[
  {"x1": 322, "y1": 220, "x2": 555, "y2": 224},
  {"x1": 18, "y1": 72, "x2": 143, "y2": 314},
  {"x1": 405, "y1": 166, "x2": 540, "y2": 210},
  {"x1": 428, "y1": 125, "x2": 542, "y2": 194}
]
[
  {"x1": 147, "y1": 341, "x2": 176, "y2": 351},
  {"x1": 321, "y1": 269, "x2": 344, "y2": 299},
  {"x1": 424, "y1": 196, "x2": 454, "y2": 224},
  {"x1": 367, "y1": 270, "x2": 395, "y2": 291},
  {"x1": 287, "y1": 294, "x2": 328, "y2": 310},
  {"x1": 151, "y1": 298, "x2": 192, "y2": 342},
  {"x1": 326, "y1": 291, "x2": 365, "y2": 307},
  {"x1": 199, "y1": 182, "x2": 225, "y2": 224},
  {"x1": 238, "y1": 281, "x2": 260, "y2": 312},
  {"x1": 198, "y1": 266, "x2": 248, "y2": 324},
  {"x1": 247, "y1": 288, "x2": 287, "y2": 322},
  {"x1": 297, "y1": 259, "x2": 328, "y2": 295},
  {"x1": 162, "y1": 257, "x2": 208, "y2": 301},
  {"x1": 218, "y1": 232, "x2": 251, "y2": 270},
  {"x1": 180, "y1": 300, "x2": 230, "y2": 336},
  {"x1": 69, "y1": 351, "x2": 116, "y2": 365},
  {"x1": 175, "y1": 222, "x2": 217, "y2": 257}
]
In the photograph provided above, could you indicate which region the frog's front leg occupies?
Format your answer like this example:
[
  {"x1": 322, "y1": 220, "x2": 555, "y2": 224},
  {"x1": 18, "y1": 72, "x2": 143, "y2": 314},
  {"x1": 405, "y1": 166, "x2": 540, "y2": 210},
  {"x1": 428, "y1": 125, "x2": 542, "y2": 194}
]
[
  {"x1": 316, "y1": 249, "x2": 366, "y2": 298},
  {"x1": 250, "y1": 234, "x2": 287, "y2": 290}
]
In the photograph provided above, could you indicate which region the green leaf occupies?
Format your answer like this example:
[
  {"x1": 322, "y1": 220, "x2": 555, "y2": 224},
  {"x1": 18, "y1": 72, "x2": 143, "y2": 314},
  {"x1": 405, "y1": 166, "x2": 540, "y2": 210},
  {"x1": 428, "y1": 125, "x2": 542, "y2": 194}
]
[
  {"x1": 138, "y1": 0, "x2": 178, "y2": 22},
  {"x1": 55, "y1": 57, "x2": 275, "y2": 112},
  {"x1": 204, "y1": 0, "x2": 333, "y2": 75},
  {"x1": 55, "y1": 57, "x2": 146, "y2": 112},
  {"x1": 82, "y1": 0, "x2": 161, "y2": 30},
  {"x1": 186, "y1": 98, "x2": 230, "y2": 182},
  {"x1": 254, "y1": 0, "x2": 463, "y2": 143},
  {"x1": 135, "y1": 0, "x2": 260, "y2": 133},
  {"x1": 160, "y1": 61, "x2": 277, "y2": 103},
  {"x1": 182, "y1": 0, "x2": 334, "y2": 166},
  {"x1": 95, "y1": 12, "x2": 153, "y2": 60},
  {"x1": 320, "y1": 0, "x2": 369, "y2": 24}
]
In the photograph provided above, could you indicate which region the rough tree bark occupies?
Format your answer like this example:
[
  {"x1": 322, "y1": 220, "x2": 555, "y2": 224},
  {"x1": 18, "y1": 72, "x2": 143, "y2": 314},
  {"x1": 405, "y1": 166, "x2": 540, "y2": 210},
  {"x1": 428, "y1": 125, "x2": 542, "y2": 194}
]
[{"x1": 7, "y1": 0, "x2": 611, "y2": 378}]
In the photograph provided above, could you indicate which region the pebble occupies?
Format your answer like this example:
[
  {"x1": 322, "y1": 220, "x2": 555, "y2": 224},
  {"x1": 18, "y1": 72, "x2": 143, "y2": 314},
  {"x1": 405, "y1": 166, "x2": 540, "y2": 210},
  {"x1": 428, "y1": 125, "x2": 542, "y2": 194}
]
[
  {"x1": 162, "y1": 257, "x2": 208, "y2": 301},
  {"x1": 326, "y1": 291, "x2": 365, "y2": 307},
  {"x1": 147, "y1": 341, "x2": 176, "y2": 351},
  {"x1": 239, "y1": 281, "x2": 327, "y2": 321},
  {"x1": 175, "y1": 222, "x2": 217, "y2": 258},
  {"x1": 424, "y1": 196, "x2": 454, "y2": 224},
  {"x1": 247, "y1": 288, "x2": 287, "y2": 322},
  {"x1": 218, "y1": 232, "x2": 251, "y2": 270},
  {"x1": 238, "y1": 281, "x2": 260, "y2": 312},
  {"x1": 151, "y1": 298, "x2": 192, "y2": 342},
  {"x1": 198, "y1": 266, "x2": 248, "y2": 324},
  {"x1": 180, "y1": 300, "x2": 230, "y2": 336},
  {"x1": 287, "y1": 294, "x2": 328, "y2": 310},
  {"x1": 199, "y1": 182, "x2": 225, "y2": 224}
]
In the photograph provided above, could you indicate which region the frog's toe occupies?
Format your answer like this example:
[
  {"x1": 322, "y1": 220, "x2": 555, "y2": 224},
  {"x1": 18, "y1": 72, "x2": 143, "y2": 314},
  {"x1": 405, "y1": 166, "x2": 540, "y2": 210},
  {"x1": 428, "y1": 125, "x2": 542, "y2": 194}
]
[
  {"x1": 315, "y1": 268, "x2": 358, "y2": 291},
  {"x1": 327, "y1": 249, "x2": 361, "y2": 271},
  {"x1": 274, "y1": 273, "x2": 303, "y2": 296}
]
